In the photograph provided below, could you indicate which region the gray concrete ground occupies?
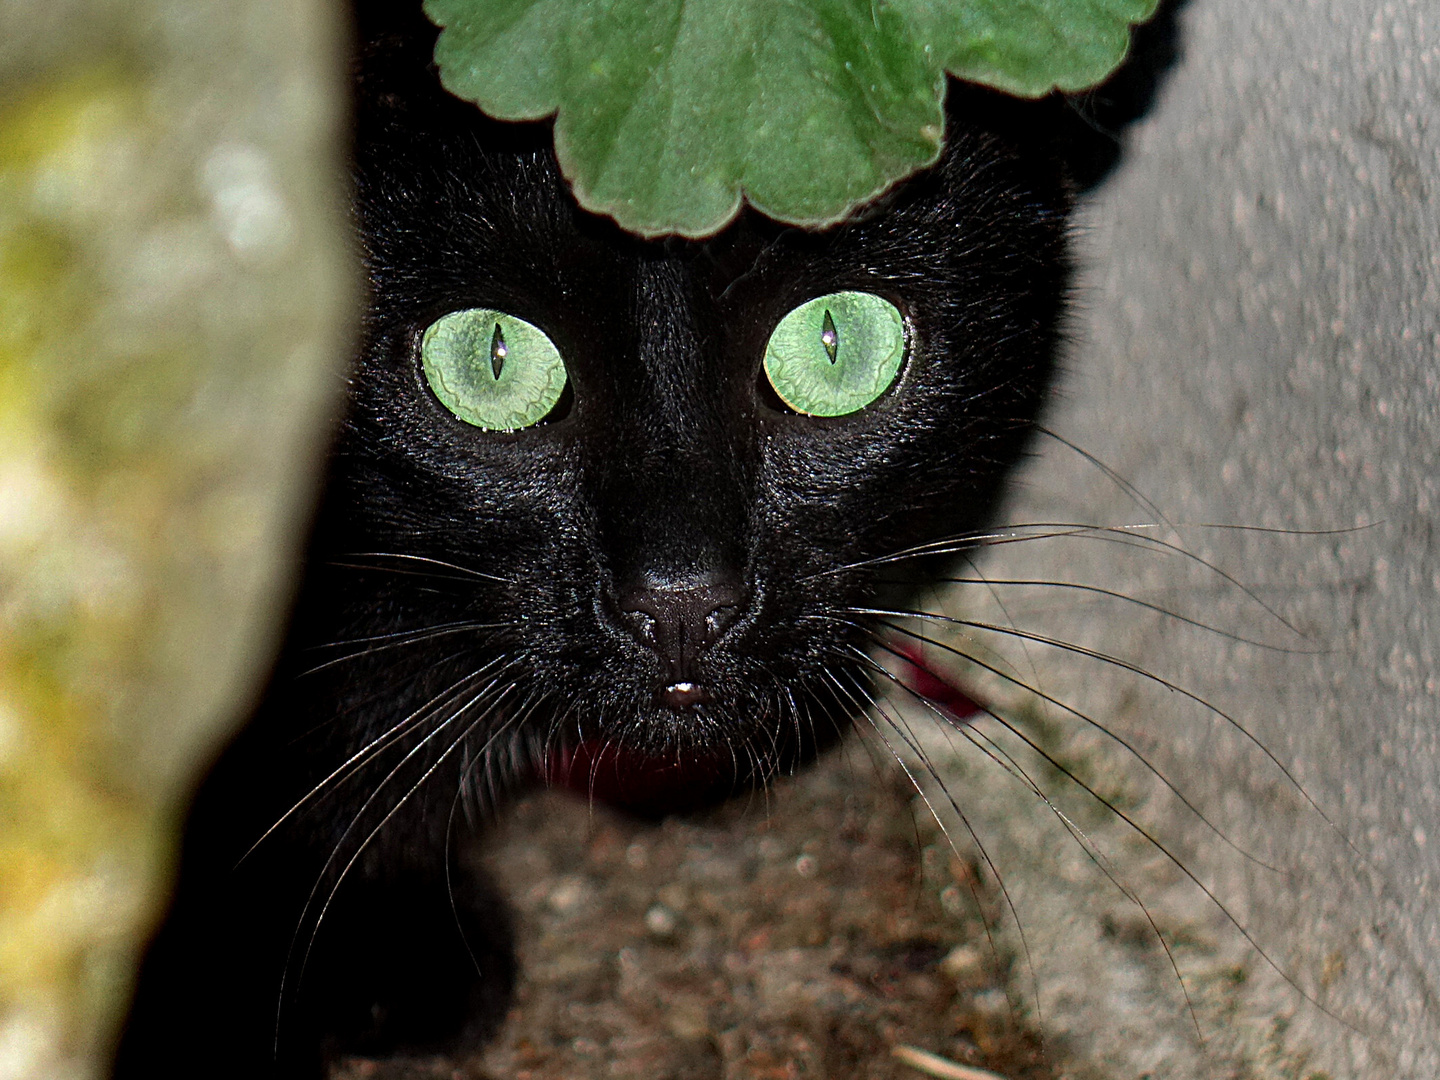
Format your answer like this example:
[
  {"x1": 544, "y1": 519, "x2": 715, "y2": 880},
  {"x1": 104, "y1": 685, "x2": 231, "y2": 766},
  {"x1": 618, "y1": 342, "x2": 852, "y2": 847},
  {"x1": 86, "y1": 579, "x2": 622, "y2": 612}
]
[{"x1": 955, "y1": 1, "x2": 1440, "y2": 1075}]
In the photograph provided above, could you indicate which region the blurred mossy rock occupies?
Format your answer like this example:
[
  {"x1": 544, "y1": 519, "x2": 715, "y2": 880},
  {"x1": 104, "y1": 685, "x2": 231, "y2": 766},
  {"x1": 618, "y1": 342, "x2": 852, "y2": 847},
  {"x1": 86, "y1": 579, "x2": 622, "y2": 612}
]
[{"x1": 0, "y1": 1, "x2": 352, "y2": 1077}]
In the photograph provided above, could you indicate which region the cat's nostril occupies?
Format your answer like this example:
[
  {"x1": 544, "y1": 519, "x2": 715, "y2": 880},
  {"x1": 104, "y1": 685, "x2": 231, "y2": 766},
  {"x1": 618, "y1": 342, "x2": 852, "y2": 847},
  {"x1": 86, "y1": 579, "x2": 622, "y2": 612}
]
[
  {"x1": 627, "y1": 610, "x2": 659, "y2": 646},
  {"x1": 616, "y1": 581, "x2": 745, "y2": 670}
]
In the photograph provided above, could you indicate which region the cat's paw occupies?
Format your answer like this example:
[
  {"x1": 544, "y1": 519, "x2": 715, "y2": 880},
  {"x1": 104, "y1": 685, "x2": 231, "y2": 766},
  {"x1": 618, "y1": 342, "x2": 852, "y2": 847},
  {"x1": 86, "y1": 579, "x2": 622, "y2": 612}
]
[{"x1": 304, "y1": 865, "x2": 516, "y2": 1063}]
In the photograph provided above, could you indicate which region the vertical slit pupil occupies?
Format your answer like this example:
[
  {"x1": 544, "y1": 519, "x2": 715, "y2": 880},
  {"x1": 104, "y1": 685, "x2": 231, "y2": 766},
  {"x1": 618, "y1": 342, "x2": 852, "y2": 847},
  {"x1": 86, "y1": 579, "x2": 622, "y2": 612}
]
[
  {"x1": 820, "y1": 309, "x2": 838, "y2": 364},
  {"x1": 490, "y1": 323, "x2": 507, "y2": 380}
]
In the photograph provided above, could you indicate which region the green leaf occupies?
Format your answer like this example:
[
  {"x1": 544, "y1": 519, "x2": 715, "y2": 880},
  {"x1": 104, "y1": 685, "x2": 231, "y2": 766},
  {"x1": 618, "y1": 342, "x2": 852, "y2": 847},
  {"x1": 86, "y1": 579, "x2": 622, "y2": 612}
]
[
  {"x1": 424, "y1": 0, "x2": 1159, "y2": 238},
  {"x1": 895, "y1": 0, "x2": 1161, "y2": 97}
]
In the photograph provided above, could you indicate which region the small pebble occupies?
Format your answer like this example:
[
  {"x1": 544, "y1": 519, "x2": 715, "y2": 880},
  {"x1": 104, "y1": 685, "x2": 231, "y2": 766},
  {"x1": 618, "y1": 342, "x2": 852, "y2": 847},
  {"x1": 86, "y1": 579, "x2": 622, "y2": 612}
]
[
  {"x1": 625, "y1": 841, "x2": 648, "y2": 869},
  {"x1": 547, "y1": 876, "x2": 587, "y2": 914},
  {"x1": 940, "y1": 944, "x2": 984, "y2": 982},
  {"x1": 939, "y1": 884, "x2": 965, "y2": 916},
  {"x1": 970, "y1": 988, "x2": 1010, "y2": 1018},
  {"x1": 645, "y1": 903, "x2": 678, "y2": 938}
]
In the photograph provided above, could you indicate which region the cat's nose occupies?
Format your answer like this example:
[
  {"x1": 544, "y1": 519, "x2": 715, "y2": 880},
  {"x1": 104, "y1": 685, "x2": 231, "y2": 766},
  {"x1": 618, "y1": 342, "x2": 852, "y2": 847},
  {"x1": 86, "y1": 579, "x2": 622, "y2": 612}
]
[{"x1": 616, "y1": 579, "x2": 744, "y2": 686}]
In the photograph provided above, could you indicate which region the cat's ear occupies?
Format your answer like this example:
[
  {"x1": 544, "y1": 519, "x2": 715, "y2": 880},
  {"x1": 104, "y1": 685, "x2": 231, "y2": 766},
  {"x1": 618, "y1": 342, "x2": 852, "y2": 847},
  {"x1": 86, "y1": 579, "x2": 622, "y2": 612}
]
[
  {"x1": 351, "y1": 1, "x2": 447, "y2": 126},
  {"x1": 351, "y1": 1, "x2": 554, "y2": 166}
]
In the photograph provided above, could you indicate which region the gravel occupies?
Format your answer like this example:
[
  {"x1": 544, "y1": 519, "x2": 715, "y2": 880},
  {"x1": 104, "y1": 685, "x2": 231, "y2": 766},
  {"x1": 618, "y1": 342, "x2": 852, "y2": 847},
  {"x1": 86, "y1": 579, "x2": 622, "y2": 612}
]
[{"x1": 330, "y1": 743, "x2": 1065, "y2": 1080}]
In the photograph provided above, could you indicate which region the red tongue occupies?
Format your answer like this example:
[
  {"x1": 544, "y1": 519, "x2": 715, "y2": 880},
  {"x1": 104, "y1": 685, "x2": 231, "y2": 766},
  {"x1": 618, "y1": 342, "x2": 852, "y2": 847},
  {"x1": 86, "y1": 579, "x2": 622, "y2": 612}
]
[
  {"x1": 890, "y1": 642, "x2": 982, "y2": 722},
  {"x1": 542, "y1": 648, "x2": 978, "y2": 816}
]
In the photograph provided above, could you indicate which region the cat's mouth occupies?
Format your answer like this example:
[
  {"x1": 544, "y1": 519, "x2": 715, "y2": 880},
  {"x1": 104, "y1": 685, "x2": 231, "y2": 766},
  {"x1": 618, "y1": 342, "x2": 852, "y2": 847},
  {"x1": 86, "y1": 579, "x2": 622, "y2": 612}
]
[
  {"x1": 542, "y1": 639, "x2": 983, "y2": 817},
  {"x1": 656, "y1": 679, "x2": 712, "y2": 709},
  {"x1": 540, "y1": 736, "x2": 741, "y2": 816}
]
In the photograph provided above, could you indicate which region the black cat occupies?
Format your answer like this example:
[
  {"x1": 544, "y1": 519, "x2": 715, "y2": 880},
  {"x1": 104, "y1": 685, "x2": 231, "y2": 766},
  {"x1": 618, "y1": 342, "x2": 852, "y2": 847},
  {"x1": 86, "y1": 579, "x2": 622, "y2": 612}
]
[{"x1": 114, "y1": 8, "x2": 1179, "y2": 1077}]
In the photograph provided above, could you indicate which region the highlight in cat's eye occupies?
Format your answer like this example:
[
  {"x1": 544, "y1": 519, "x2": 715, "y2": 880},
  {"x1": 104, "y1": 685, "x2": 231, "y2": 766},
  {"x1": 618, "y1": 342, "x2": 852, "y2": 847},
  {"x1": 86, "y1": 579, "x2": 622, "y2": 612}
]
[
  {"x1": 762, "y1": 291, "x2": 906, "y2": 417},
  {"x1": 421, "y1": 308, "x2": 567, "y2": 431}
]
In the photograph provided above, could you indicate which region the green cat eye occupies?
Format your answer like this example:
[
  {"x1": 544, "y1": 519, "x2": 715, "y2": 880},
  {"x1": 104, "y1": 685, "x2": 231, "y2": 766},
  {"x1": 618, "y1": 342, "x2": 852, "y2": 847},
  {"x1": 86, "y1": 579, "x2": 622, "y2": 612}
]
[
  {"x1": 762, "y1": 291, "x2": 906, "y2": 417},
  {"x1": 421, "y1": 308, "x2": 567, "y2": 431}
]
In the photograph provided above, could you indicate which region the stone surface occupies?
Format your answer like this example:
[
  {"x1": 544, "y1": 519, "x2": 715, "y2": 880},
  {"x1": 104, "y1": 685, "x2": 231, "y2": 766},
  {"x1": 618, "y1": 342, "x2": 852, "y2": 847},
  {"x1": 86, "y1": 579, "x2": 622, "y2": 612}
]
[
  {"x1": 942, "y1": 0, "x2": 1440, "y2": 1076},
  {"x1": 0, "y1": 2, "x2": 351, "y2": 1077}
]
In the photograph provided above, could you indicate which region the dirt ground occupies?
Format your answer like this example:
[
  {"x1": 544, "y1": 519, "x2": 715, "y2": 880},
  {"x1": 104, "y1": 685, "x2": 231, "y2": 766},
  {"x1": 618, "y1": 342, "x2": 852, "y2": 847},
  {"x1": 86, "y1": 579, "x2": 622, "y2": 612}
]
[{"x1": 328, "y1": 738, "x2": 1070, "y2": 1080}]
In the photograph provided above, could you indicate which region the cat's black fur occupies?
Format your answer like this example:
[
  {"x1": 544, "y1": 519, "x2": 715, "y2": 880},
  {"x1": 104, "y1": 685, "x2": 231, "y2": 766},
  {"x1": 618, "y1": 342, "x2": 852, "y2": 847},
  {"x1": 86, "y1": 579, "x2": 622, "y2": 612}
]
[{"x1": 115, "y1": 8, "x2": 1180, "y2": 1077}]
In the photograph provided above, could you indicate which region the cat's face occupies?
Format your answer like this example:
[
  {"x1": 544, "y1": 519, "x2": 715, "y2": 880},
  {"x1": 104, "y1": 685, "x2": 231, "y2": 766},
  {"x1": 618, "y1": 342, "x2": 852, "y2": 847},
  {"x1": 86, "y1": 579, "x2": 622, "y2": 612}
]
[{"x1": 308, "y1": 39, "x2": 1072, "y2": 797}]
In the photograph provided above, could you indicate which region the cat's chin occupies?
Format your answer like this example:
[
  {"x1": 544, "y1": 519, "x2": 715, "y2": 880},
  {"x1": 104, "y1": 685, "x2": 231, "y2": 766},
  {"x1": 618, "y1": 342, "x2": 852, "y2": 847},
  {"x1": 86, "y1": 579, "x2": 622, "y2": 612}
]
[
  {"x1": 541, "y1": 736, "x2": 747, "y2": 817},
  {"x1": 536, "y1": 680, "x2": 843, "y2": 817}
]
